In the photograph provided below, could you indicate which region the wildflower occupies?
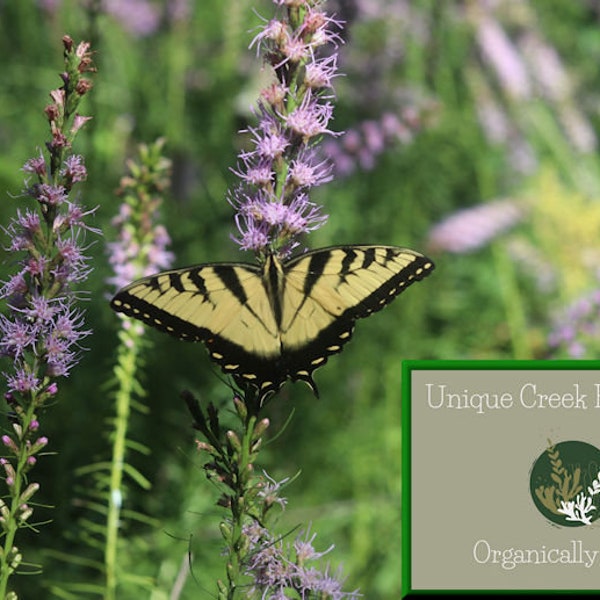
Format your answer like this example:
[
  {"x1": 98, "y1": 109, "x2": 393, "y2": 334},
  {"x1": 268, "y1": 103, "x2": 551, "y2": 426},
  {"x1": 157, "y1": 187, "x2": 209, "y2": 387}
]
[
  {"x1": 0, "y1": 36, "x2": 96, "y2": 595},
  {"x1": 548, "y1": 288, "x2": 600, "y2": 358},
  {"x1": 230, "y1": 0, "x2": 343, "y2": 258},
  {"x1": 294, "y1": 527, "x2": 333, "y2": 564},
  {"x1": 475, "y1": 15, "x2": 532, "y2": 100},
  {"x1": 285, "y1": 92, "x2": 336, "y2": 140},
  {"x1": 243, "y1": 520, "x2": 359, "y2": 599},
  {"x1": 61, "y1": 154, "x2": 88, "y2": 184},
  {"x1": 321, "y1": 108, "x2": 428, "y2": 178},
  {"x1": 103, "y1": 0, "x2": 161, "y2": 37},
  {"x1": 183, "y1": 4, "x2": 365, "y2": 599},
  {"x1": 426, "y1": 198, "x2": 524, "y2": 254},
  {"x1": 305, "y1": 54, "x2": 339, "y2": 89},
  {"x1": 102, "y1": 140, "x2": 174, "y2": 598},
  {"x1": 106, "y1": 139, "x2": 174, "y2": 291},
  {"x1": 257, "y1": 471, "x2": 289, "y2": 511}
]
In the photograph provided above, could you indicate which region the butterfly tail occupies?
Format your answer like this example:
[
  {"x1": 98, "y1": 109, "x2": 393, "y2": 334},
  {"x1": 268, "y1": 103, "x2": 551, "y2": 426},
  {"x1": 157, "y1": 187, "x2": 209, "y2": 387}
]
[{"x1": 290, "y1": 370, "x2": 320, "y2": 399}]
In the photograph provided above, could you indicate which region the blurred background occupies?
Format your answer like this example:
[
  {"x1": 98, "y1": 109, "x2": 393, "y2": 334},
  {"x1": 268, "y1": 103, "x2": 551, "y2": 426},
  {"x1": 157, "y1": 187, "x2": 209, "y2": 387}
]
[{"x1": 2, "y1": 0, "x2": 600, "y2": 598}]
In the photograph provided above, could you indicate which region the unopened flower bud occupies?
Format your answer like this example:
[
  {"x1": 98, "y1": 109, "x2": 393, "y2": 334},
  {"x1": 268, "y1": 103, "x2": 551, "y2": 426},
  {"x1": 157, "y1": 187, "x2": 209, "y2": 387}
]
[
  {"x1": 1, "y1": 436, "x2": 18, "y2": 455},
  {"x1": 195, "y1": 440, "x2": 215, "y2": 453},
  {"x1": 217, "y1": 578, "x2": 228, "y2": 599},
  {"x1": 226, "y1": 430, "x2": 241, "y2": 453},
  {"x1": 219, "y1": 522, "x2": 232, "y2": 541},
  {"x1": 232, "y1": 395, "x2": 247, "y2": 420},
  {"x1": 19, "y1": 483, "x2": 40, "y2": 504},
  {"x1": 30, "y1": 436, "x2": 48, "y2": 455},
  {"x1": 252, "y1": 418, "x2": 270, "y2": 441},
  {"x1": 18, "y1": 505, "x2": 33, "y2": 523},
  {"x1": 11, "y1": 423, "x2": 22, "y2": 439}
]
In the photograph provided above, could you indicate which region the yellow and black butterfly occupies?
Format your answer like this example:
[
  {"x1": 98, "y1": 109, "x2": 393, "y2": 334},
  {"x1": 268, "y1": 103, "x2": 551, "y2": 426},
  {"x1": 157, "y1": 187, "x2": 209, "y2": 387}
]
[{"x1": 110, "y1": 245, "x2": 434, "y2": 402}]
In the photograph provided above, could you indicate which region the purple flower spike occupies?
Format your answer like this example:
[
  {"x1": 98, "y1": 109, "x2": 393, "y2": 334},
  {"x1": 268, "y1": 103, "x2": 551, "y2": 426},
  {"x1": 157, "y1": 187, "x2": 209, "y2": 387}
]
[
  {"x1": 230, "y1": 0, "x2": 343, "y2": 259},
  {"x1": 0, "y1": 39, "x2": 96, "y2": 579},
  {"x1": 106, "y1": 139, "x2": 174, "y2": 294}
]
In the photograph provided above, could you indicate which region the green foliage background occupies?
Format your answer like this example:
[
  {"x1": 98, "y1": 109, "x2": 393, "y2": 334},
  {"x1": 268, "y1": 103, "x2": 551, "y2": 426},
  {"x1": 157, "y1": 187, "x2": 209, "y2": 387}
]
[{"x1": 1, "y1": 0, "x2": 600, "y2": 598}]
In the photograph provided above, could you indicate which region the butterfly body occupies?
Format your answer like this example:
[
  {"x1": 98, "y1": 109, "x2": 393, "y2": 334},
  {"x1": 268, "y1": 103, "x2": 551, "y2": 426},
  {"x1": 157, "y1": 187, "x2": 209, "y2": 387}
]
[{"x1": 110, "y1": 245, "x2": 434, "y2": 401}]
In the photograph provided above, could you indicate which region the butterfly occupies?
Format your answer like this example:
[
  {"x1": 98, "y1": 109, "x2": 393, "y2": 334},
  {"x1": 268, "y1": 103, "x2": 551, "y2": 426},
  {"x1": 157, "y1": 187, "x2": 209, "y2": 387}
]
[{"x1": 110, "y1": 245, "x2": 434, "y2": 402}]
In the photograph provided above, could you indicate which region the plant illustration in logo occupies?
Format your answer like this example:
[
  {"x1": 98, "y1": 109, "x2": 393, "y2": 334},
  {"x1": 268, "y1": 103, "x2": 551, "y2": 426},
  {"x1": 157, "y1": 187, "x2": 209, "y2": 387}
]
[{"x1": 530, "y1": 440, "x2": 600, "y2": 527}]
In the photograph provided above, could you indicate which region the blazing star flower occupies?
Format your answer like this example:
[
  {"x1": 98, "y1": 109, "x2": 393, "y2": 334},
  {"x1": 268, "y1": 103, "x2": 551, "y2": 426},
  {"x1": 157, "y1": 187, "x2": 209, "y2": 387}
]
[
  {"x1": 106, "y1": 139, "x2": 174, "y2": 292},
  {"x1": 0, "y1": 37, "x2": 96, "y2": 595},
  {"x1": 1, "y1": 42, "x2": 95, "y2": 399},
  {"x1": 242, "y1": 519, "x2": 360, "y2": 599},
  {"x1": 230, "y1": 0, "x2": 343, "y2": 259},
  {"x1": 548, "y1": 288, "x2": 600, "y2": 359},
  {"x1": 321, "y1": 108, "x2": 428, "y2": 178},
  {"x1": 426, "y1": 198, "x2": 524, "y2": 254},
  {"x1": 475, "y1": 15, "x2": 532, "y2": 101},
  {"x1": 103, "y1": 0, "x2": 161, "y2": 37}
]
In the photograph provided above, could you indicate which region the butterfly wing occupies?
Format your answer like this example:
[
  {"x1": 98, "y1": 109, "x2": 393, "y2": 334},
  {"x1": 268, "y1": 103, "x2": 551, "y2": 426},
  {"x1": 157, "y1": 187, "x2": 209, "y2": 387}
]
[
  {"x1": 279, "y1": 245, "x2": 434, "y2": 393},
  {"x1": 110, "y1": 263, "x2": 284, "y2": 392}
]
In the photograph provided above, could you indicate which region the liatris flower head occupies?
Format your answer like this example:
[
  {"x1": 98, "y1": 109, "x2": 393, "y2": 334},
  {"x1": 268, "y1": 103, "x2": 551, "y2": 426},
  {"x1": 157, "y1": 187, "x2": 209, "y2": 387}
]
[
  {"x1": 0, "y1": 36, "x2": 96, "y2": 593},
  {"x1": 106, "y1": 138, "x2": 174, "y2": 292},
  {"x1": 548, "y1": 288, "x2": 600, "y2": 359},
  {"x1": 1, "y1": 37, "x2": 95, "y2": 402},
  {"x1": 230, "y1": 0, "x2": 343, "y2": 260},
  {"x1": 321, "y1": 107, "x2": 431, "y2": 178},
  {"x1": 243, "y1": 519, "x2": 360, "y2": 599},
  {"x1": 426, "y1": 198, "x2": 524, "y2": 254}
]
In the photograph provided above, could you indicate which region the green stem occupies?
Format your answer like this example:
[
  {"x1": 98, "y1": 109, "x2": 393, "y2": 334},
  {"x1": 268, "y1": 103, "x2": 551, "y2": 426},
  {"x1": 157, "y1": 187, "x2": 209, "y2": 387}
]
[
  {"x1": 0, "y1": 396, "x2": 39, "y2": 598},
  {"x1": 104, "y1": 328, "x2": 140, "y2": 600},
  {"x1": 493, "y1": 243, "x2": 531, "y2": 359},
  {"x1": 224, "y1": 412, "x2": 257, "y2": 600}
]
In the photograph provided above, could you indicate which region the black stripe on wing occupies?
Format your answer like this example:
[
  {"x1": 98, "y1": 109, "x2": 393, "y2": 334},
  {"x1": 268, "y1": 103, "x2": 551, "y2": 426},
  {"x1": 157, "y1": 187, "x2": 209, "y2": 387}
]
[
  {"x1": 283, "y1": 317, "x2": 356, "y2": 397},
  {"x1": 281, "y1": 246, "x2": 435, "y2": 395},
  {"x1": 110, "y1": 283, "x2": 207, "y2": 341},
  {"x1": 110, "y1": 264, "x2": 287, "y2": 402},
  {"x1": 349, "y1": 251, "x2": 434, "y2": 319}
]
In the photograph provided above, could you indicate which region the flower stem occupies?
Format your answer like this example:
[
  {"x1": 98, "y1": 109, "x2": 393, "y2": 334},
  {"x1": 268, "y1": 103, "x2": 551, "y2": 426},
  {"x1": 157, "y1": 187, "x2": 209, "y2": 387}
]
[
  {"x1": 104, "y1": 327, "x2": 142, "y2": 599},
  {"x1": 0, "y1": 396, "x2": 40, "y2": 598},
  {"x1": 223, "y1": 412, "x2": 257, "y2": 599}
]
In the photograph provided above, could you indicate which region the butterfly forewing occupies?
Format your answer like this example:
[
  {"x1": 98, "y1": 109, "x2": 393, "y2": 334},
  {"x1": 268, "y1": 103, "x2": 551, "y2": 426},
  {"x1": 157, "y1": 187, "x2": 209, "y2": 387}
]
[{"x1": 110, "y1": 262, "x2": 281, "y2": 366}]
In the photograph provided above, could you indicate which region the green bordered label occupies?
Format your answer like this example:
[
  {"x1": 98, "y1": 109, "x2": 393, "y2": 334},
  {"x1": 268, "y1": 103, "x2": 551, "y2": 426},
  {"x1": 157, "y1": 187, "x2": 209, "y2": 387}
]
[{"x1": 402, "y1": 360, "x2": 600, "y2": 598}]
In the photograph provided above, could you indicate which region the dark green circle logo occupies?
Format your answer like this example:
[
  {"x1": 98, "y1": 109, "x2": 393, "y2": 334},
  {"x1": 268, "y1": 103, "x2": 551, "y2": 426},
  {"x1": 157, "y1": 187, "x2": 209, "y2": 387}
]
[{"x1": 530, "y1": 440, "x2": 600, "y2": 527}]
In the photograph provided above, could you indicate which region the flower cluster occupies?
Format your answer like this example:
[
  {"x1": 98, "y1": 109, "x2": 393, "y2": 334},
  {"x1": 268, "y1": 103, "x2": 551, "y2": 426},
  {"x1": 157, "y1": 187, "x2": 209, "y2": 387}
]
[
  {"x1": 191, "y1": 392, "x2": 357, "y2": 596},
  {"x1": 230, "y1": 0, "x2": 343, "y2": 259},
  {"x1": 1, "y1": 38, "x2": 95, "y2": 399},
  {"x1": 243, "y1": 521, "x2": 360, "y2": 599},
  {"x1": 1, "y1": 37, "x2": 95, "y2": 401},
  {"x1": 106, "y1": 138, "x2": 174, "y2": 294},
  {"x1": 0, "y1": 36, "x2": 96, "y2": 594},
  {"x1": 186, "y1": 382, "x2": 362, "y2": 598},
  {"x1": 548, "y1": 287, "x2": 600, "y2": 358},
  {"x1": 40, "y1": 0, "x2": 191, "y2": 37},
  {"x1": 321, "y1": 107, "x2": 431, "y2": 178},
  {"x1": 426, "y1": 198, "x2": 523, "y2": 254},
  {"x1": 470, "y1": 1, "x2": 597, "y2": 171}
]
